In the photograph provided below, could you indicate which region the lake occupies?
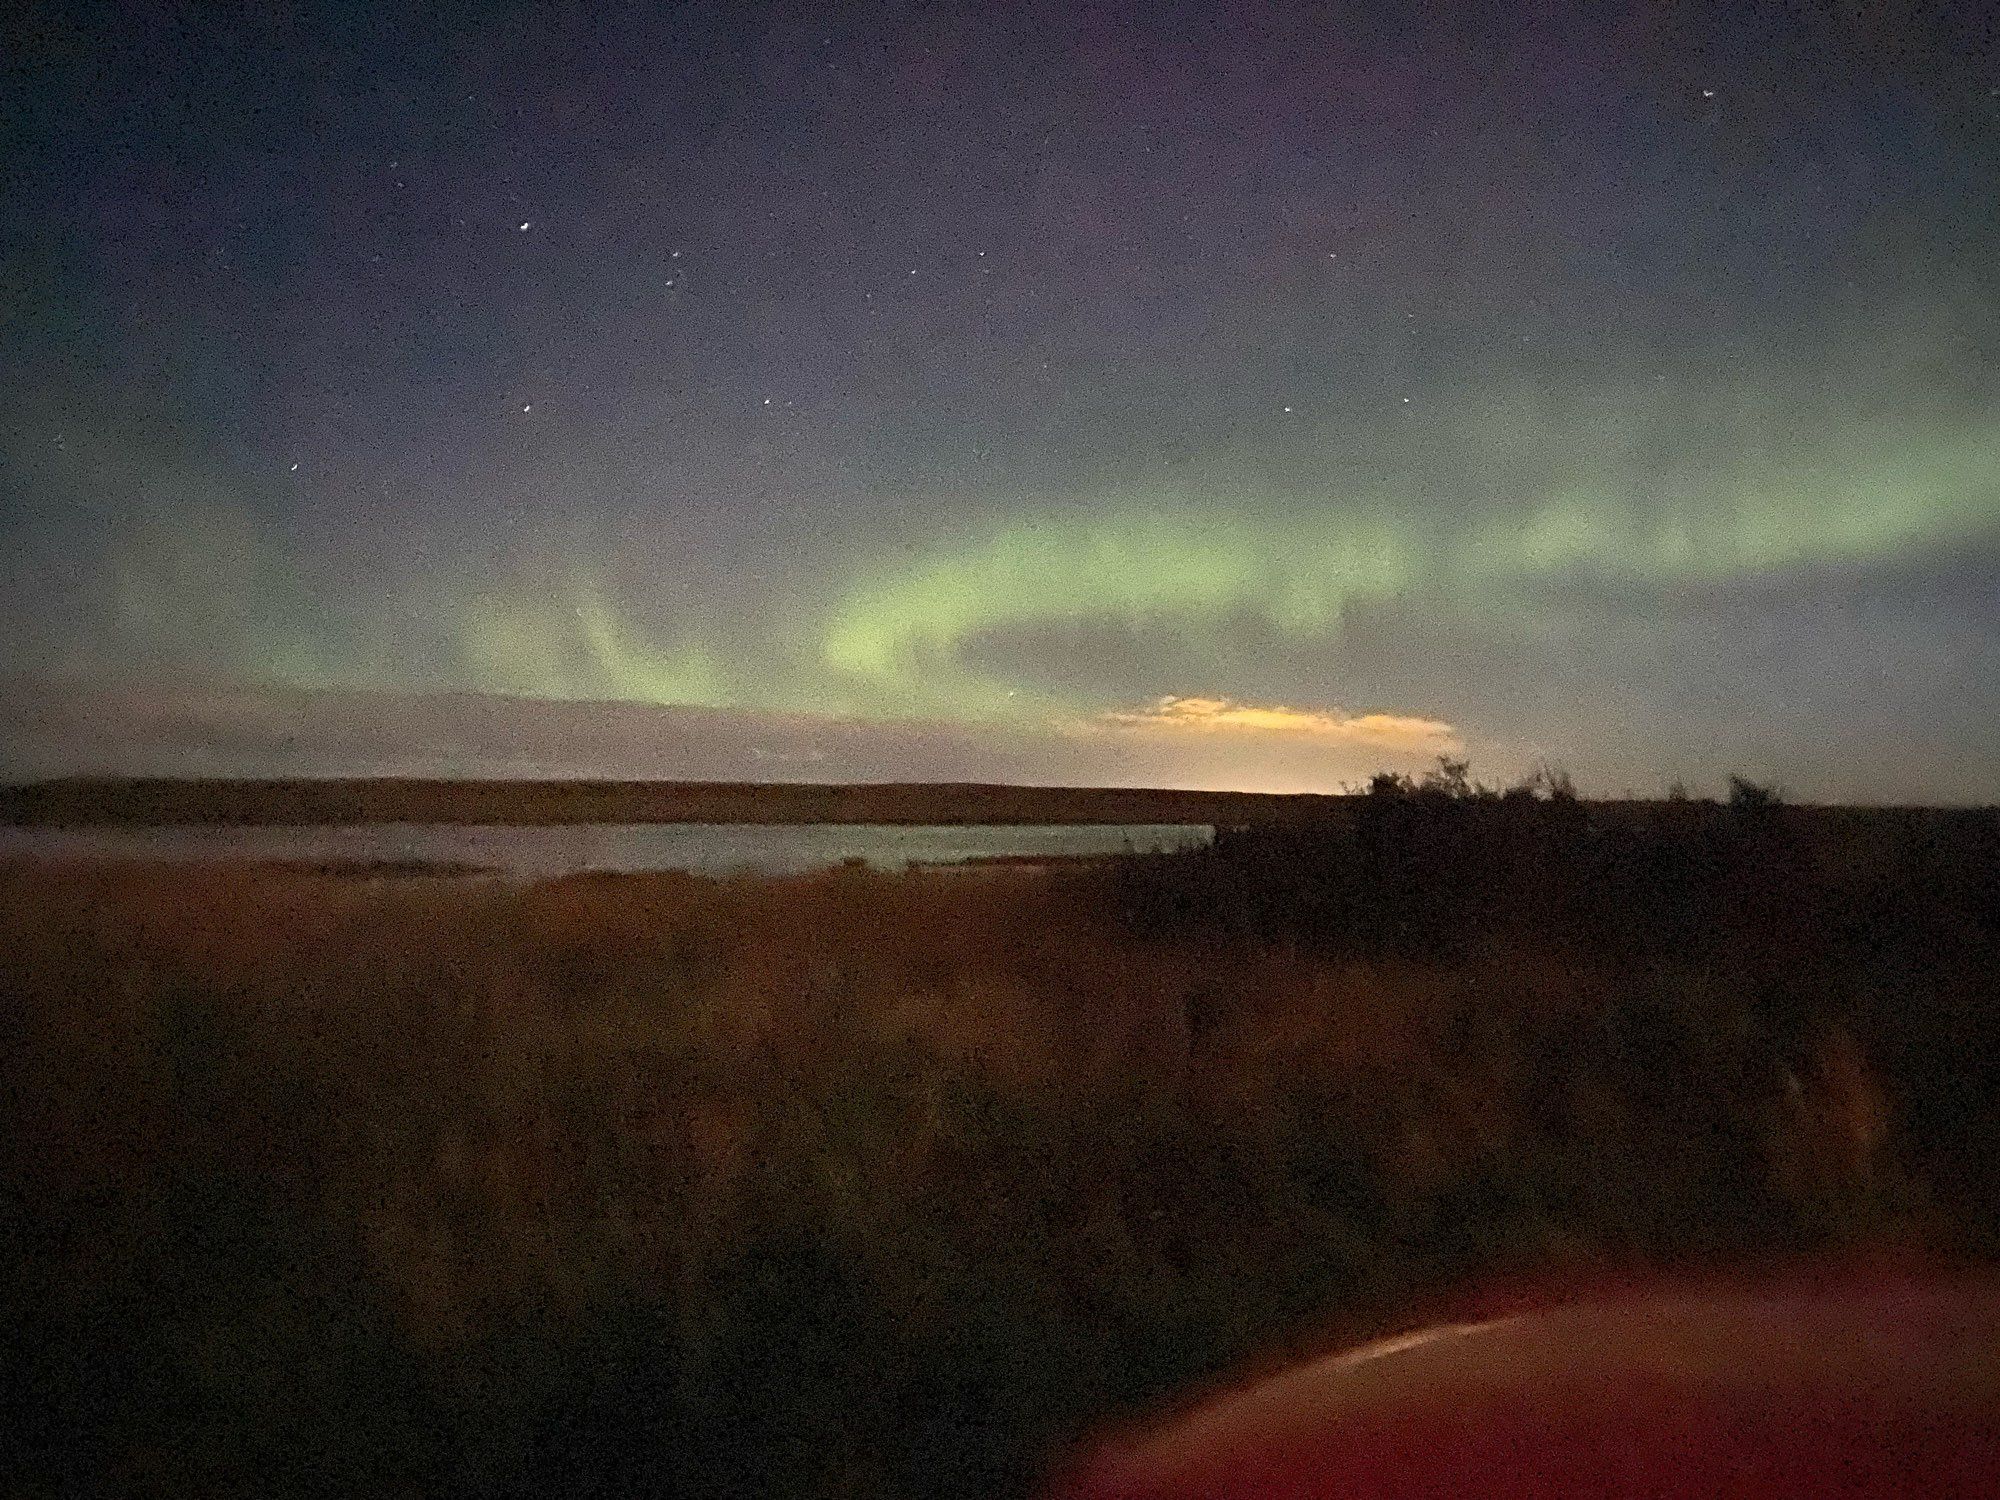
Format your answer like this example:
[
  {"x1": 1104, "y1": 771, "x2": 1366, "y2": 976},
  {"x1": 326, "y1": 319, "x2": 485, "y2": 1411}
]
[{"x1": 0, "y1": 822, "x2": 1211, "y2": 877}]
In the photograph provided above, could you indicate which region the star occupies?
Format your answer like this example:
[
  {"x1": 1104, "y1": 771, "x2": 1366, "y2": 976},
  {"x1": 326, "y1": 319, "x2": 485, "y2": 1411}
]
[{"x1": 517, "y1": 221, "x2": 532, "y2": 231}]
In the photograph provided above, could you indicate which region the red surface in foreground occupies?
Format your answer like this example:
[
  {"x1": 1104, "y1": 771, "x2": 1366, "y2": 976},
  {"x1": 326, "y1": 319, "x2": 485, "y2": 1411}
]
[{"x1": 1049, "y1": 1263, "x2": 2000, "y2": 1498}]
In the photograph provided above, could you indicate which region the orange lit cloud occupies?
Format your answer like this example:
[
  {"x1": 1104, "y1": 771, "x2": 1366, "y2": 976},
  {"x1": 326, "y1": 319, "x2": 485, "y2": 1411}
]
[
  {"x1": 1101, "y1": 696, "x2": 1461, "y2": 751},
  {"x1": 1, "y1": 678, "x2": 1473, "y2": 796}
]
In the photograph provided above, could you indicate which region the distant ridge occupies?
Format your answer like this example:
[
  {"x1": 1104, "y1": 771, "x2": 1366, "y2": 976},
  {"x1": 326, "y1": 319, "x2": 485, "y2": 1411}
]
[{"x1": 0, "y1": 777, "x2": 1354, "y2": 827}]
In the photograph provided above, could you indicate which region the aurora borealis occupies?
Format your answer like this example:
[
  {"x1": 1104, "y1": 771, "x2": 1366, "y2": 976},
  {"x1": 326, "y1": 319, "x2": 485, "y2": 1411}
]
[{"x1": 4, "y1": 3, "x2": 1997, "y2": 798}]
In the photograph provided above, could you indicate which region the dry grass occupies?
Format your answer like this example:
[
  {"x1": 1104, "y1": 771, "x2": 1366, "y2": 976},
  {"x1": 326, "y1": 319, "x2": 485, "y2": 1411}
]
[{"x1": 0, "y1": 847, "x2": 1981, "y2": 1498}]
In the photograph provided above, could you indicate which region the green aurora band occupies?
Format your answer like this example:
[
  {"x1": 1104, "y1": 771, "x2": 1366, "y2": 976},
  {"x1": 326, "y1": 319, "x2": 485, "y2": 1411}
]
[
  {"x1": 810, "y1": 423, "x2": 1999, "y2": 719},
  {"x1": 65, "y1": 403, "x2": 2000, "y2": 731}
]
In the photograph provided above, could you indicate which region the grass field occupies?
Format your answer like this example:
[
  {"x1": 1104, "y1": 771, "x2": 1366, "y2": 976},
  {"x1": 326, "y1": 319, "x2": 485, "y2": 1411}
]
[{"x1": 4, "y1": 782, "x2": 1996, "y2": 1497}]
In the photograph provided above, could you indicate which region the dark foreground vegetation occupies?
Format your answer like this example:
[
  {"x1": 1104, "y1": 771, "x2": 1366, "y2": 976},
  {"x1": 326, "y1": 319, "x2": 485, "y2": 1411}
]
[{"x1": 4, "y1": 771, "x2": 1997, "y2": 1497}]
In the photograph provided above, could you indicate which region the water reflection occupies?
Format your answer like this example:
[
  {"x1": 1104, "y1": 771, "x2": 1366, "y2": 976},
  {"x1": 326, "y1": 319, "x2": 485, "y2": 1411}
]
[{"x1": 0, "y1": 822, "x2": 1211, "y2": 877}]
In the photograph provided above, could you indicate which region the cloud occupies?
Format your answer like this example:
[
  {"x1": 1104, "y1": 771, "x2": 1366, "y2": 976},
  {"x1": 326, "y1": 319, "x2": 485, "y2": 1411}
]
[
  {"x1": 1101, "y1": 695, "x2": 1460, "y2": 751},
  {"x1": 0, "y1": 677, "x2": 1484, "y2": 794}
]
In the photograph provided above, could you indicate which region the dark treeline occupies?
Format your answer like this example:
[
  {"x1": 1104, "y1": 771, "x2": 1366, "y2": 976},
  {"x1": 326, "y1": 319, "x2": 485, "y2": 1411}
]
[
  {"x1": 1116, "y1": 764, "x2": 2000, "y2": 1246},
  {"x1": 1118, "y1": 765, "x2": 1999, "y2": 963}
]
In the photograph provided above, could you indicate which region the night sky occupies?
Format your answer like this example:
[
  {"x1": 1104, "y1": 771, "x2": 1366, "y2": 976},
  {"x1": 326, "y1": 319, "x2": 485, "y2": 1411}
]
[{"x1": 5, "y1": 2, "x2": 1997, "y2": 798}]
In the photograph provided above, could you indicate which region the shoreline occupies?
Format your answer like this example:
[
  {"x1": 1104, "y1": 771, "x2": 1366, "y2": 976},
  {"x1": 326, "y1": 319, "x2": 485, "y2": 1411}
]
[{"x1": 0, "y1": 776, "x2": 1339, "y2": 828}]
